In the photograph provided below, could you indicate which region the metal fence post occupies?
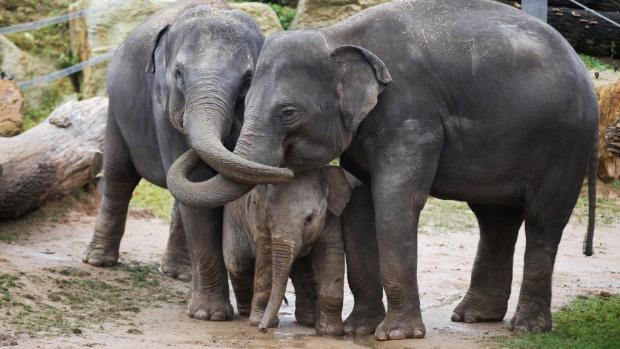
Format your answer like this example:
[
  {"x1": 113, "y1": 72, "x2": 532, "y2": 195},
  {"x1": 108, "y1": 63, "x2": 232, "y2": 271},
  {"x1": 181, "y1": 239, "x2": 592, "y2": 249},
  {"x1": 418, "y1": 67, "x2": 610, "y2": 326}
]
[{"x1": 522, "y1": 0, "x2": 548, "y2": 22}]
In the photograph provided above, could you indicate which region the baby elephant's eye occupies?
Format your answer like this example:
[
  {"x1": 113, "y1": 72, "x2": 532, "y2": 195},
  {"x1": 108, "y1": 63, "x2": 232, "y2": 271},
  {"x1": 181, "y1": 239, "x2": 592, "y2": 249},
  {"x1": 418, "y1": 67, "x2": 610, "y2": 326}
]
[
  {"x1": 277, "y1": 105, "x2": 301, "y2": 125},
  {"x1": 304, "y1": 213, "x2": 315, "y2": 225}
]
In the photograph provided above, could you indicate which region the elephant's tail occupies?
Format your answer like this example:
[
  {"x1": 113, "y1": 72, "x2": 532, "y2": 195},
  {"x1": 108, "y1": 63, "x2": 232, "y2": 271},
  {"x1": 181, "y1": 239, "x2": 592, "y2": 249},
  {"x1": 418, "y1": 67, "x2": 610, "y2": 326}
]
[{"x1": 583, "y1": 142, "x2": 598, "y2": 256}]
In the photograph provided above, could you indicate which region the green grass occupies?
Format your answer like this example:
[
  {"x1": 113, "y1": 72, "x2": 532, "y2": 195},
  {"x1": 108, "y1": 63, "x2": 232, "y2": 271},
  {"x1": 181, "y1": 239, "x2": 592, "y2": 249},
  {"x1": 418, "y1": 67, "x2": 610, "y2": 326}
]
[
  {"x1": 500, "y1": 294, "x2": 620, "y2": 349},
  {"x1": 580, "y1": 54, "x2": 615, "y2": 71},
  {"x1": 572, "y1": 180, "x2": 620, "y2": 226},
  {"x1": 419, "y1": 198, "x2": 477, "y2": 234},
  {"x1": 129, "y1": 180, "x2": 174, "y2": 221},
  {"x1": 6, "y1": 262, "x2": 181, "y2": 335},
  {"x1": 268, "y1": 3, "x2": 296, "y2": 30}
]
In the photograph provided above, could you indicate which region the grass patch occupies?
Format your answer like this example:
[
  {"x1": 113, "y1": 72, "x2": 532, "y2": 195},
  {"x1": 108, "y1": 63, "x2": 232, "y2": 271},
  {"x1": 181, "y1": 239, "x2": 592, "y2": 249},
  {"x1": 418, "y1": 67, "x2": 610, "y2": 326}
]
[
  {"x1": 572, "y1": 180, "x2": 620, "y2": 226},
  {"x1": 4, "y1": 262, "x2": 182, "y2": 335},
  {"x1": 0, "y1": 273, "x2": 21, "y2": 304},
  {"x1": 500, "y1": 294, "x2": 620, "y2": 349},
  {"x1": 419, "y1": 198, "x2": 477, "y2": 234},
  {"x1": 0, "y1": 231, "x2": 17, "y2": 242},
  {"x1": 580, "y1": 54, "x2": 615, "y2": 71},
  {"x1": 130, "y1": 180, "x2": 174, "y2": 221}
]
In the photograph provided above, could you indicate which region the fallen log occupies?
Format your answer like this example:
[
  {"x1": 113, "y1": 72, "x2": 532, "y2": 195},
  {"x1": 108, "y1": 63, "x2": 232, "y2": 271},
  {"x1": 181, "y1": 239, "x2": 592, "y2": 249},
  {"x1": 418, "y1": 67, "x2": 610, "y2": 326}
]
[{"x1": 0, "y1": 97, "x2": 107, "y2": 219}]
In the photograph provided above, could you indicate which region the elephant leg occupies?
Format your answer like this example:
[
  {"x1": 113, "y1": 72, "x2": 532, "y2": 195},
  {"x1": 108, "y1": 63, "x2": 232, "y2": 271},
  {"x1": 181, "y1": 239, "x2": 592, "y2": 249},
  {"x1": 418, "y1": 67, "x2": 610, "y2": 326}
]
[
  {"x1": 371, "y1": 136, "x2": 442, "y2": 341},
  {"x1": 84, "y1": 114, "x2": 140, "y2": 267},
  {"x1": 510, "y1": 189, "x2": 576, "y2": 332},
  {"x1": 222, "y1": 216, "x2": 254, "y2": 317},
  {"x1": 180, "y1": 204, "x2": 233, "y2": 321},
  {"x1": 340, "y1": 158, "x2": 385, "y2": 336},
  {"x1": 249, "y1": 232, "x2": 274, "y2": 326},
  {"x1": 311, "y1": 216, "x2": 345, "y2": 336},
  {"x1": 161, "y1": 201, "x2": 191, "y2": 281},
  {"x1": 452, "y1": 204, "x2": 523, "y2": 323},
  {"x1": 290, "y1": 256, "x2": 317, "y2": 327}
]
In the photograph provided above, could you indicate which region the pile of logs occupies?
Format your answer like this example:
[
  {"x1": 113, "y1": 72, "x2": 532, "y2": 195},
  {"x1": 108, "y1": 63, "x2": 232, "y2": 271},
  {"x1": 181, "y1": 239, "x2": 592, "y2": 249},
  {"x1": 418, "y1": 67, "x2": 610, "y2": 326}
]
[
  {"x1": 595, "y1": 79, "x2": 620, "y2": 180},
  {"x1": 497, "y1": 0, "x2": 620, "y2": 57},
  {"x1": 607, "y1": 117, "x2": 620, "y2": 156},
  {"x1": 0, "y1": 97, "x2": 107, "y2": 219}
]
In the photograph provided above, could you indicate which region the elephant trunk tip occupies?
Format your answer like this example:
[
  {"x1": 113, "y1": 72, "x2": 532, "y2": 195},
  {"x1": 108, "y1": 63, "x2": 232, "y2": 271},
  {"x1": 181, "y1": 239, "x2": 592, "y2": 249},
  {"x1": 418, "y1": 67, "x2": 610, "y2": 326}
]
[{"x1": 258, "y1": 326, "x2": 268, "y2": 333}]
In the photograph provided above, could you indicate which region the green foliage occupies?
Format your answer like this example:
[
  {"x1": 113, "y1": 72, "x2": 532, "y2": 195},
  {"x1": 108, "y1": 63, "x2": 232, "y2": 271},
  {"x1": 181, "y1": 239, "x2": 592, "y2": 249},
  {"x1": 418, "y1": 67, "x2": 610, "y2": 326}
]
[
  {"x1": 268, "y1": 3, "x2": 296, "y2": 30},
  {"x1": 580, "y1": 54, "x2": 614, "y2": 71},
  {"x1": 0, "y1": 273, "x2": 21, "y2": 304},
  {"x1": 22, "y1": 81, "x2": 72, "y2": 130},
  {"x1": 130, "y1": 180, "x2": 174, "y2": 221},
  {"x1": 572, "y1": 180, "x2": 620, "y2": 226},
  {"x1": 500, "y1": 294, "x2": 620, "y2": 349}
]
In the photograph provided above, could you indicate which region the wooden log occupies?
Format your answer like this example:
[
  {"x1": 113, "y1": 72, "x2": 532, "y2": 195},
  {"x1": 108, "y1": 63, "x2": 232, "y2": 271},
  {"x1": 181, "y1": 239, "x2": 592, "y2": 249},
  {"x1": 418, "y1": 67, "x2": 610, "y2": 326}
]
[
  {"x1": 0, "y1": 97, "x2": 107, "y2": 219},
  {"x1": 595, "y1": 80, "x2": 620, "y2": 180}
]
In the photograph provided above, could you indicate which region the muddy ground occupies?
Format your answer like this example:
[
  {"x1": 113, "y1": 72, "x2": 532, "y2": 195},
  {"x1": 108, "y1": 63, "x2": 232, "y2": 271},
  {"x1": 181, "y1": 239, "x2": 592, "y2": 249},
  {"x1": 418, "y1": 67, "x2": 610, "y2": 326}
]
[{"x1": 0, "y1": 189, "x2": 618, "y2": 349}]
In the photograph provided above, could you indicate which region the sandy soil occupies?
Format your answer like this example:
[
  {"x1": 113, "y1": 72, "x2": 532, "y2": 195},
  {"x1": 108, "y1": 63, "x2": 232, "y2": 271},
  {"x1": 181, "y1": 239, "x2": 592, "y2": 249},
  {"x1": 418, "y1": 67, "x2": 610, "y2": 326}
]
[{"x1": 0, "y1": 196, "x2": 618, "y2": 349}]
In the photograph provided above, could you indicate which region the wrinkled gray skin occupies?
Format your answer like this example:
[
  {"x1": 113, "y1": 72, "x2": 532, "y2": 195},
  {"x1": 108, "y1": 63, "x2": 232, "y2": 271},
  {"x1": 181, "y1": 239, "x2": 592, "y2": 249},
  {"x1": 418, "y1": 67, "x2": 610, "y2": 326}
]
[
  {"x1": 82, "y1": 0, "x2": 269, "y2": 321},
  {"x1": 223, "y1": 166, "x2": 360, "y2": 335},
  {"x1": 168, "y1": 0, "x2": 599, "y2": 340}
]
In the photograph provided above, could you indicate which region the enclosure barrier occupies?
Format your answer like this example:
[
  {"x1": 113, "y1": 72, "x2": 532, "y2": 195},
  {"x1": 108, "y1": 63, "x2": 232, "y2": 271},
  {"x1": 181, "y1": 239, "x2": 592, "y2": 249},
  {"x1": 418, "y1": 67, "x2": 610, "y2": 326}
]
[{"x1": 0, "y1": 0, "x2": 618, "y2": 91}]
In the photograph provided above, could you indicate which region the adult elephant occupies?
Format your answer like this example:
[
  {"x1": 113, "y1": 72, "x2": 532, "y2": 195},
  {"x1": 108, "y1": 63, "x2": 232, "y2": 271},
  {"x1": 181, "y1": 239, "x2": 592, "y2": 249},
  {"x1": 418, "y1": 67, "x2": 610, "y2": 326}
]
[
  {"x1": 167, "y1": 0, "x2": 599, "y2": 339},
  {"x1": 82, "y1": 0, "x2": 291, "y2": 321}
]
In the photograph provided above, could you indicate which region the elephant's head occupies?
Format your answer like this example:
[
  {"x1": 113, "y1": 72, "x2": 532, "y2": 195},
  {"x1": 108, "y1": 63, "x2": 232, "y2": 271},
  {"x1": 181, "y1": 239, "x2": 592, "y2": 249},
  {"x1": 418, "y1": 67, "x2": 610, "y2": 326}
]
[
  {"x1": 253, "y1": 166, "x2": 360, "y2": 331},
  {"x1": 167, "y1": 30, "x2": 390, "y2": 206},
  {"x1": 153, "y1": 6, "x2": 294, "y2": 202}
]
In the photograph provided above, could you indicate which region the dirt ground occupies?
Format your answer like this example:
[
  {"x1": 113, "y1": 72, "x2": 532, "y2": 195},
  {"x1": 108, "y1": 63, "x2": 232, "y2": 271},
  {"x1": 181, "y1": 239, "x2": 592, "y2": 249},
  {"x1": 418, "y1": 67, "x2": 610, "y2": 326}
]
[{"x1": 0, "y1": 193, "x2": 618, "y2": 349}]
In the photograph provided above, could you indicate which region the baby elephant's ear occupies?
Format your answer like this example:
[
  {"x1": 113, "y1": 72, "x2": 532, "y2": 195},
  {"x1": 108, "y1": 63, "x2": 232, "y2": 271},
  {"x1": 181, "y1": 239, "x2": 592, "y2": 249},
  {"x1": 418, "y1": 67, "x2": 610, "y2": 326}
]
[{"x1": 321, "y1": 166, "x2": 362, "y2": 216}]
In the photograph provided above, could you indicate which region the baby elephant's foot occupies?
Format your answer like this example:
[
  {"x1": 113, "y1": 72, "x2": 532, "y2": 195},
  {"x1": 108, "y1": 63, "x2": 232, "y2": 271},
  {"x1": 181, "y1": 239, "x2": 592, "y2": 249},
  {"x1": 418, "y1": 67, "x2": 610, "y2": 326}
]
[
  {"x1": 343, "y1": 303, "x2": 385, "y2": 335},
  {"x1": 375, "y1": 310, "x2": 425, "y2": 340},
  {"x1": 316, "y1": 313, "x2": 343, "y2": 336},
  {"x1": 236, "y1": 301, "x2": 251, "y2": 317},
  {"x1": 82, "y1": 240, "x2": 119, "y2": 267},
  {"x1": 451, "y1": 291, "x2": 508, "y2": 323},
  {"x1": 249, "y1": 309, "x2": 279, "y2": 328},
  {"x1": 188, "y1": 291, "x2": 234, "y2": 321},
  {"x1": 509, "y1": 306, "x2": 552, "y2": 333},
  {"x1": 160, "y1": 251, "x2": 191, "y2": 281}
]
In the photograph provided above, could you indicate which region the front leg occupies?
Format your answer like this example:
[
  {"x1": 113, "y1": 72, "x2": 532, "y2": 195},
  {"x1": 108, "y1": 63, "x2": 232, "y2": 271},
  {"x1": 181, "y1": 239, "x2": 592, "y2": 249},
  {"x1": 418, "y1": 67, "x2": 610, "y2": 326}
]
[
  {"x1": 179, "y1": 203, "x2": 233, "y2": 321},
  {"x1": 310, "y1": 215, "x2": 345, "y2": 336},
  {"x1": 249, "y1": 229, "x2": 276, "y2": 327},
  {"x1": 370, "y1": 133, "x2": 442, "y2": 340}
]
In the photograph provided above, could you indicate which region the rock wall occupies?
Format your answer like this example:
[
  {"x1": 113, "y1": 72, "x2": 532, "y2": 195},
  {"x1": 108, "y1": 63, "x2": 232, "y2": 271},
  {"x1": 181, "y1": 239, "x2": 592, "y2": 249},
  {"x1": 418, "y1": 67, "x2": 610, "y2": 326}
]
[
  {"x1": 290, "y1": 0, "x2": 388, "y2": 29},
  {"x1": 0, "y1": 80, "x2": 24, "y2": 136},
  {"x1": 70, "y1": 0, "x2": 282, "y2": 98}
]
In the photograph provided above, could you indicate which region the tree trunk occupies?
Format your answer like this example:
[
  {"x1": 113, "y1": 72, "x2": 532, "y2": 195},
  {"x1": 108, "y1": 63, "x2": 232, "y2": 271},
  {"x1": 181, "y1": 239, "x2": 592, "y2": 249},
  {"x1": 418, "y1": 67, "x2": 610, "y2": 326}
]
[
  {"x1": 595, "y1": 79, "x2": 620, "y2": 180},
  {"x1": 0, "y1": 97, "x2": 107, "y2": 219},
  {"x1": 496, "y1": 2, "x2": 620, "y2": 57}
]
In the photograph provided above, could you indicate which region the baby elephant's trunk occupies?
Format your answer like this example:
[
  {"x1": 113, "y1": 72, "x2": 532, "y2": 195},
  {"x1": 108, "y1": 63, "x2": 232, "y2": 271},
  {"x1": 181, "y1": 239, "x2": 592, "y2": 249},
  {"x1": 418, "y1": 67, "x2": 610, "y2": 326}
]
[{"x1": 258, "y1": 238, "x2": 298, "y2": 332}]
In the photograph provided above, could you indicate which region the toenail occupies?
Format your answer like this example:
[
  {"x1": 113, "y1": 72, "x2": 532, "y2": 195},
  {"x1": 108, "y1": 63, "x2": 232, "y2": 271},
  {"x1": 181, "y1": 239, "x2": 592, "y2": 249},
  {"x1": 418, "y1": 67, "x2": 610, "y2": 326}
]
[
  {"x1": 451, "y1": 313, "x2": 462, "y2": 322},
  {"x1": 413, "y1": 328, "x2": 425, "y2": 338},
  {"x1": 464, "y1": 315, "x2": 476, "y2": 323},
  {"x1": 193, "y1": 309, "x2": 208, "y2": 320},
  {"x1": 388, "y1": 329, "x2": 407, "y2": 340}
]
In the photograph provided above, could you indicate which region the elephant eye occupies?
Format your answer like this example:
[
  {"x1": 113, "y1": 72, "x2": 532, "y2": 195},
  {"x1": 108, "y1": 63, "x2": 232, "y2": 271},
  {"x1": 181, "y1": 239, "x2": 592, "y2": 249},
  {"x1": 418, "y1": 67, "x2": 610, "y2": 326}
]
[{"x1": 276, "y1": 105, "x2": 301, "y2": 125}]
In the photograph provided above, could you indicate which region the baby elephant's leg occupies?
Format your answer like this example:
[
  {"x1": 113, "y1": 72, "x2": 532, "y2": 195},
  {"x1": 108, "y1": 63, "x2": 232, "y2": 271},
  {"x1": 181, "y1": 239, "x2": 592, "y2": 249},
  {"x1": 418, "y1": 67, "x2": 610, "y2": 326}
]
[
  {"x1": 311, "y1": 216, "x2": 345, "y2": 336},
  {"x1": 291, "y1": 257, "x2": 317, "y2": 327}
]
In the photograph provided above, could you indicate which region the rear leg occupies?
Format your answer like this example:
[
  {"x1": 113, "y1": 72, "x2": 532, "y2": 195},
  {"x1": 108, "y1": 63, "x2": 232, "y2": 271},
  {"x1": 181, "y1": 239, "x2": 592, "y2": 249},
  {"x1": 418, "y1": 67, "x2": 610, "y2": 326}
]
[
  {"x1": 510, "y1": 196, "x2": 575, "y2": 332},
  {"x1": 83, "y1": 114, "x2": 140, "y2": 267},
  {"x1": 452, "y1": 204, "x2": 523, "y2": 323},
  {"x1": 161, "y1": 201, "x2": 191, "y2": 281}
]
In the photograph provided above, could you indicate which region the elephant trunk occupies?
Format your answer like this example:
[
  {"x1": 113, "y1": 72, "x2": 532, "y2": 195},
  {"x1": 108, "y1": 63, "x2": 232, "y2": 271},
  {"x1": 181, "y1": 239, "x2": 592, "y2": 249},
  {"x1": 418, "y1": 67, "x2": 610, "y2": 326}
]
[
  {"x1": 183, "y1": 82, "x2": 292, "y2": 184},
  {"x1": 168, "y1": 109, "x2": 292, "y2": 208},
  {"x1": 258, "y1": 237, "x2": 299, "y2": 332}
]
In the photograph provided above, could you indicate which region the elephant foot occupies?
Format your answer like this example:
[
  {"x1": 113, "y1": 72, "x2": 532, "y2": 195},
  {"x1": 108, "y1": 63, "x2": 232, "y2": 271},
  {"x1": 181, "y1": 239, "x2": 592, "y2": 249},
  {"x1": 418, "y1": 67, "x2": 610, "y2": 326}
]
[
  {"x1": 237, "y1": 301, "x2": 251, "y2": 317},
  {"x1": 316, "y1": 311, "x2": 343, "y2": 336},
  {"x1": 160, "y1": 250, "x2": 191, "y2": 281},
  {"x1": 451, "y1": 291, "x2": 508, "y2": 323},
  {"x1": 343, "y1": 303, "x2": 385, "y2": 335},
  {"x1": 295, "y1": 308, "x2": 316, "y2": 327},
  {"x1": 508, "y1": 306, "x2": 551, "y2": 332},
  {"x1": 249, "y1": 309, "x2": 279, "y2": 328},
  {"x1": 374, "y1": 310, "x2": 425, "y2": 341},
  {"x1": 82, "y1": 239, "x2": 119, "y2": 267},
  {"x1": 188, "y1": 291, "x2": 234, "y2": 321}
]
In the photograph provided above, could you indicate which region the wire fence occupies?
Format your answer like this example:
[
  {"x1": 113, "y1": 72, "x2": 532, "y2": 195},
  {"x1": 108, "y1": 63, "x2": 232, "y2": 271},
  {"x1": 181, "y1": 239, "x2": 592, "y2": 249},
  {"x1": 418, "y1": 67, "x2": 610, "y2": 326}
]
[{"x1": 0, "y1": 0, "x2": 618, "y2": 91}]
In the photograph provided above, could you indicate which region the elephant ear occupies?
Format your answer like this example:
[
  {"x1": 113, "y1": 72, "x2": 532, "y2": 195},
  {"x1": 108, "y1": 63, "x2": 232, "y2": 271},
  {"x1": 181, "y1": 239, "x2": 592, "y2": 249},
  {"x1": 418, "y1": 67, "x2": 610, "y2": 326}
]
[
  {"x1": 321, "y1": 166, "x2": 362, "y2": 216},
  {"x1": 145, "y1": 24, "x2": 170, "y2": 74},
  {"x1": 147, "y1": 25, "x2": 186, "y2": 134},
  {"x1": 332, "y1": 45, "x2": 392, "y2": 132}
]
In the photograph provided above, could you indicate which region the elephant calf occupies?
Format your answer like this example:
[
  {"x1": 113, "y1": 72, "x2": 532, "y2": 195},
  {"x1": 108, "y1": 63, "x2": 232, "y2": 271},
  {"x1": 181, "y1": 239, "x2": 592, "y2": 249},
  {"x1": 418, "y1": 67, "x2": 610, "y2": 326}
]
[{"x1": 223, "y1": 166, "x2": 360, "y2": 335}]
